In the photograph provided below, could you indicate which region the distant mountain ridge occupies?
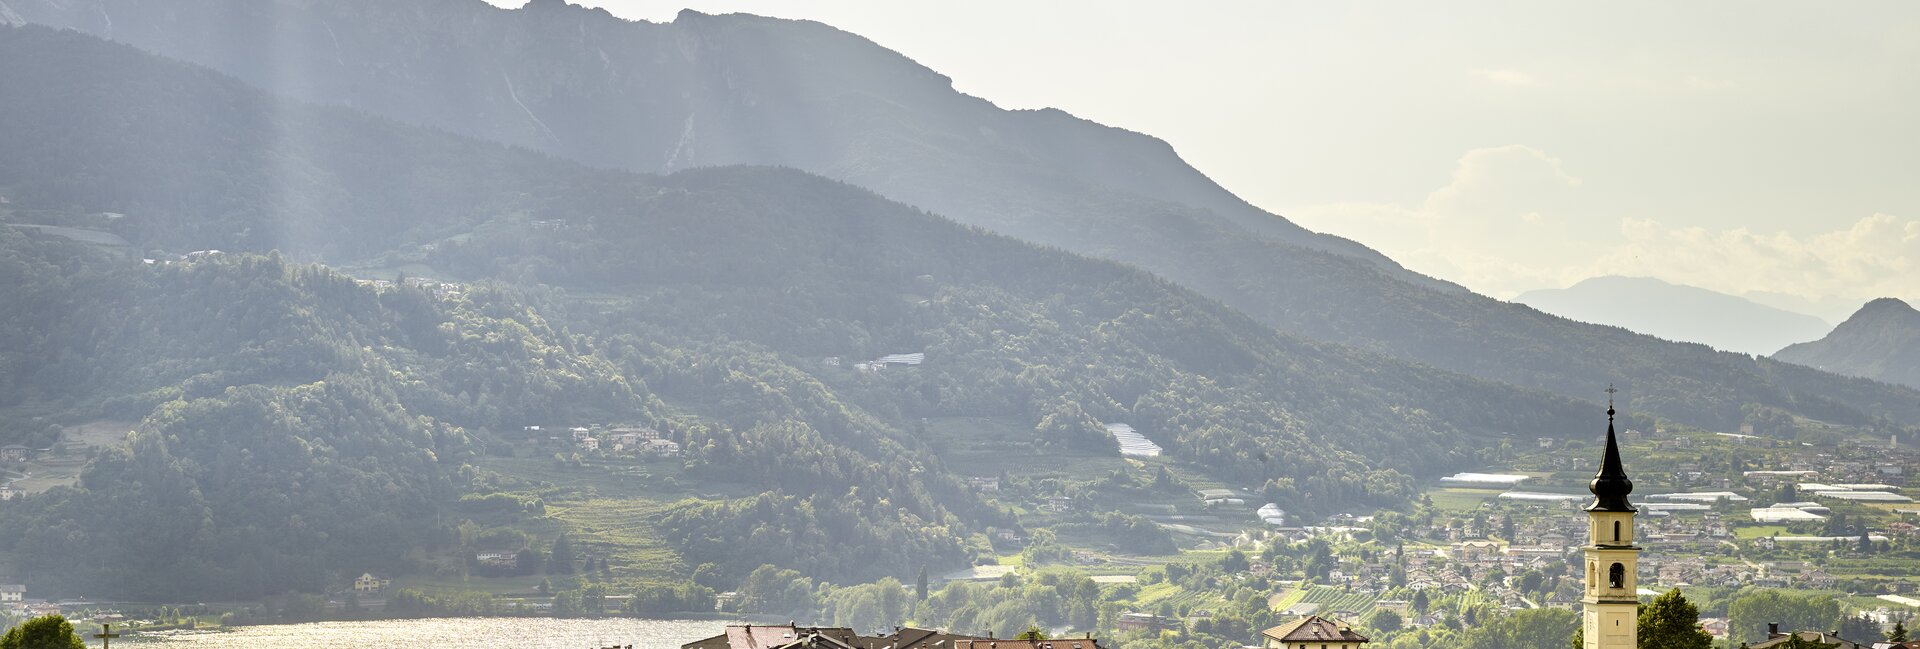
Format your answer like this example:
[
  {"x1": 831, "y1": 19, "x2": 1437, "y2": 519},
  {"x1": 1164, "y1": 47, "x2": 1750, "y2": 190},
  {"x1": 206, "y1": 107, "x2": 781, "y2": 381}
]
[
  {"x1": 7, "y1": 1, "x2": 1920, "y2": 433},
  {"x1": 1, "y1": 0, "x2": 1428, "y2": 283},
  {"x1": 1515, "y1": 276, "x2": 1833, "y2": 356},
  {"x1": 1775, "y1": 298, "x2": 1920, "y2": 390}
]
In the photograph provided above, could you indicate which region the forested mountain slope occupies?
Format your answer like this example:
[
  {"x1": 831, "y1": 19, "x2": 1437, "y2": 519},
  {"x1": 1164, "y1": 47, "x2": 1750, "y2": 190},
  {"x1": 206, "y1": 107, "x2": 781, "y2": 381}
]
[
  {"x1": 0, "y1": 227, "x2": 998, "y2": 599},
  {"x1": 0, "y1": 27, "x2": 1638, "y2": 600},
  {"x1": 0, "y1": 25, "x2": 1606, "y2": 484},
  {"x1": 5, "y1": 2, "x2": 1918, "y2": 433},
  {"x1": 1775, "y1": 298, "x2": 1920, "y2": 390}
]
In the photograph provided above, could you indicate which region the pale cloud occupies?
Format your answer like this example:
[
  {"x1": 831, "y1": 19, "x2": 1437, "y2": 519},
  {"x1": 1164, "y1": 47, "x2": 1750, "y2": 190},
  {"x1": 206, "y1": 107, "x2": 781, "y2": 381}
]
[
  {"x1": 1423, "y1": 145, "x2": 1582, "y2": 217},
  {"x1": 1472, "y1": 68, "x2": 1537, "y2": 86},
  {"x1": 1287, "y1": 145, "x2": 1600, "y2": 296},
  {"x1": 1287, "y1": 146, "x2": 1920, "y2": 306},
  {"x1": 1594, "y1": 214, "x2": 1920, "y2": 306}
]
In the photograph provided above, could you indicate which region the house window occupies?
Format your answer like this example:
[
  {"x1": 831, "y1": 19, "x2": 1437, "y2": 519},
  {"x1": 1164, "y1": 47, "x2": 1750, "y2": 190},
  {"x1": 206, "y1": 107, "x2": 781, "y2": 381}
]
[{"x1": 1609, "y1": 562, "x2": 1625, "y2": 589}]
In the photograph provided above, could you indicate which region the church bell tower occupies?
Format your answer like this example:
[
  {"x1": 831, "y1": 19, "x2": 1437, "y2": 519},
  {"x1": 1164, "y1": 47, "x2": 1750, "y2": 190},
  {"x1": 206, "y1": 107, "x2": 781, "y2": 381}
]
[{"x1": 1582, "y1": 389, "x2": 1639, "y2": 649}]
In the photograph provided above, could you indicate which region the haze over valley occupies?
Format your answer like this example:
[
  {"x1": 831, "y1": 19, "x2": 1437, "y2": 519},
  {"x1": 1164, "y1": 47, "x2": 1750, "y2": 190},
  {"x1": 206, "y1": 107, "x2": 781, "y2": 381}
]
[{"x1": 0, "y1": 3, "x2": 1915, "y2": 648}]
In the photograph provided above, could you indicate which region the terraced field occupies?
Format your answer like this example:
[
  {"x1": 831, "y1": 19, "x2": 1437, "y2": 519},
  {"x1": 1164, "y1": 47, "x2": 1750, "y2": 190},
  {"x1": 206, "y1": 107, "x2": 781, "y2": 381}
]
[
  {"x1": 553, "y1": 497, "x2": 687, "y2": 584},
  {"x1": 1295, "y1": 585, "x2": 1380, "y2": 616}
]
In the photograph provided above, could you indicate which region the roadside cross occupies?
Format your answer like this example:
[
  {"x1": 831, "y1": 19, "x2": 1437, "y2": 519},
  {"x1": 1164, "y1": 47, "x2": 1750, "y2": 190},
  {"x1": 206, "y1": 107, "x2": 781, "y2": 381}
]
[{"x1": 93, "y1": 623, "x2": 121, "y2": 649}]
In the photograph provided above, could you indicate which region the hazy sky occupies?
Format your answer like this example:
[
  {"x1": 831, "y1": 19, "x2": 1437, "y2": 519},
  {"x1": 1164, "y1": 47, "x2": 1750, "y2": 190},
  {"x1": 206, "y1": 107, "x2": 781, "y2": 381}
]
[{"x1": 491, "y1": 1, "x2": 1919, "y2": 317}]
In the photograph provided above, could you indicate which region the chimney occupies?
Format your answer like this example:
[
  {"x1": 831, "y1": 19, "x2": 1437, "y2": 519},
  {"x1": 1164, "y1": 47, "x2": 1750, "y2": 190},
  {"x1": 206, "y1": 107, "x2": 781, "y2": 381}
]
[{"x1": 1767, "y1": 623, "x2": 1780, "y2": 638}]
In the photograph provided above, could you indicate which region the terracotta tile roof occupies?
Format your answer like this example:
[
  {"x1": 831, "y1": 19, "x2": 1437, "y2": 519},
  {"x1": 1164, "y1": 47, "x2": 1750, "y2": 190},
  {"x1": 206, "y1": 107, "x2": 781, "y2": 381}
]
[
  {"x1": 948, "y1": 639, "x2": 1100, "y2": 649},
  {"x1": 685, "y1": 625, "x2": 862, "y2": 649},
  {"x1": 1749, "y1": 631, "x2": 1872, "y2": 649},
  {"x1": 1261, "y1": 616, "x2": 1369, "y2": 643}
]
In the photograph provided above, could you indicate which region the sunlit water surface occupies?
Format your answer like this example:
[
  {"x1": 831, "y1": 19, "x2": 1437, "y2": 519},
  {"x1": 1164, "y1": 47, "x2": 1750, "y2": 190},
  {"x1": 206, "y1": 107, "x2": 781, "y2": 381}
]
[{"x1": 107, "y1": 617, "x2": 727, "y2": 649}]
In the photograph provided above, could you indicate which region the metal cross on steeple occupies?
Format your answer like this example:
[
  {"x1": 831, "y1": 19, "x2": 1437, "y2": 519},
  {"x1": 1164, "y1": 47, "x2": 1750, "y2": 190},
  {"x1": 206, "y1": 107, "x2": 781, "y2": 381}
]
[{"x1": 1605, "y1": 383, "x2": 1618, "y2": 418}]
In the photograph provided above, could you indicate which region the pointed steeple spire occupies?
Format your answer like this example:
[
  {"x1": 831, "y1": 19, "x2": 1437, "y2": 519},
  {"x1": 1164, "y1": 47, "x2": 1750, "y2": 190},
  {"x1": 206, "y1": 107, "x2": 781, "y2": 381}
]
[{"x1": 1587, "y1": 386, "x2": 1635, "y2": 512}]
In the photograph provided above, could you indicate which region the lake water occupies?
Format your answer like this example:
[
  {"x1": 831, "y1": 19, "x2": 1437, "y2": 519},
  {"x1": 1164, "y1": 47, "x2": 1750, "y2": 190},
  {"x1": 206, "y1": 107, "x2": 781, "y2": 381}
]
[{"x1": 106, "y1": 617, "x2": 729, "y2": 649}]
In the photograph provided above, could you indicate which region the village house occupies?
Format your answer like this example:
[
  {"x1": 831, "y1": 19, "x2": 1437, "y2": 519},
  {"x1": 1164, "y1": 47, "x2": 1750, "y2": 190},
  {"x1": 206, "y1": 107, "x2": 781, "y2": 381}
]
[
  {"x1": 1749, "y1": 624, "x2": 1874, "y2": 649},
  {"x1": 965, "y1": 476, "x2": 1001, "y2": 492},
  {"x1": 353, "y1": 573, "x2": 391, "y2": 593},
  {"x1": 0, "y1": 584, "x2": 22, "y2": 603},
  {"x1": 1451, "y1": 540, "x2": 1500, "y2": 559},
  {"x1": 0, "y1": 445, "x2": 28, "y2": 463},
  {"x1": 1261, "y1": 615, "x2": 1369, "y2": 649},
  {"x1": 646, "y1": 439, "x2": 682, "y2": 457},
  {"x1": 951, "y1": 639, "x2": 1100, "y2": 649},
  {"x1": 609, "y1": 427, "x2": 663, "y2": 450}
]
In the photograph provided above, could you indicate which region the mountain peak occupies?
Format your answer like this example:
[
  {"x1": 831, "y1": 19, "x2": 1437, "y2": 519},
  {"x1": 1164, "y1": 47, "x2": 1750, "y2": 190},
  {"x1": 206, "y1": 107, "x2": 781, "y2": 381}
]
[
  {"x1": 1775, "y1": 296, "x2": 1920, "y2": 390},
  {"x1": 1856, "y1": 297, "x2": 1917, "y2": 316}
]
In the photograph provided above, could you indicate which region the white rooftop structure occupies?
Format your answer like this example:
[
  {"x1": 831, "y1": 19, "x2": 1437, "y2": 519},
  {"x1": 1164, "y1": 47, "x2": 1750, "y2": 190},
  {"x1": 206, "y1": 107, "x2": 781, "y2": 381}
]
[
  {"x1": 1642, "y1": 502, "x2": 1711, "y2": 511},
  {"x1": 1257, "y1": 503, "x2": 1287, "y2": 526},
  {"x1": 1647, "y1": 491, "x2": 1748, "y2": 502},
  {"x1": 1107, "y1": 423, "x2": 1162, "y2": 457},
  {"x1": 1497, "y1": 491, "x2": 1587, "y2": 502},
  {"x1": 1815, "y1": 491, "x2": 1912, "y2": 502},
  {"x1": 1744, "y1": 470, "x2": 1817, "y2": 476},
  {"x1": 1879, "y1": 594, "x2": 1920, "y2": 608},
  {"x1": 1439, "y1": 472, "x2": 1532, "y2": 486},
  {"x1": 874, "y1": 352, "x2": 925, "y2": 365},
  {"x1": 939, "y1": 564, "x2": 1016, "y2": 581},
  {"x1": 1750, "y1": 507, "x2": 1828, "y2": 522}
]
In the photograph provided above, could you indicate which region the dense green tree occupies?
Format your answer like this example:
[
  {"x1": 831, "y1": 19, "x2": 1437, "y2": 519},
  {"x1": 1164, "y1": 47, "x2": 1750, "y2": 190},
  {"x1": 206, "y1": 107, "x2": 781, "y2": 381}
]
[
  {"x1": 738, "y1": 565, "x2": 817, "y2": 618},
  {"x1": 0, "y1": 615, "x2": 84, "y2": 649},
  {"x1": 1367, "y1": 608, "x2": 1403, "y2": 634},
  {"x1": 1457, "y1": 608, "x2": 1577, "y2": 649},
  {"x1": 1728, "y1": 591, "x2": 1842, "y2": 646},
  {"x1": 1638, "y1": 589, "x2": 1711, "y2": 649},
  {"x1": 1837, "y1": 615, "x2": 1879, "y2": 644},
  {"x1": 549, "y1": 535, "x2": 576, "y2": 575}
]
